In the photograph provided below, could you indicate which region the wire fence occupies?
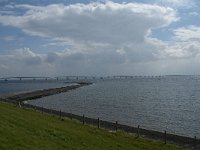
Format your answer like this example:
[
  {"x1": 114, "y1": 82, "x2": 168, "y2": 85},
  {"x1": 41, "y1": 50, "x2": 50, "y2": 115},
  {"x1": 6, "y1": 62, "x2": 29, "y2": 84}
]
[{"x1": 20, "y1": 102, "x2": 199, "y2": 149}]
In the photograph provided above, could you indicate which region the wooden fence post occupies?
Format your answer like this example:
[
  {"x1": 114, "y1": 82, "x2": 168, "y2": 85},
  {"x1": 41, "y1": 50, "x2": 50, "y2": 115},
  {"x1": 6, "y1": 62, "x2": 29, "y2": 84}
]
[
  {"x1": 70, "y1": 113, "x2": 72, "y2": 120},
  {"x1": 116, "y1": 121, "x2": 118, "y2": 131},
  {"x1": 59, "y1": 109, "x2": 62, "y2": 119},
  {"x1": 164, "y1": 131, "x2": 167, "y2": 144},
  {"x1": 98, "y1": 118, "x2": 100, "y2": 129},
  {"x1": 137, "y1": 125, "x2": 140, "y2": 137},
  {"x1": 83, "y1": 114, "x2": 85, "y2": 125},
  {"x1": 194, "y1": 136, "x2": 196, "y2": 150}
]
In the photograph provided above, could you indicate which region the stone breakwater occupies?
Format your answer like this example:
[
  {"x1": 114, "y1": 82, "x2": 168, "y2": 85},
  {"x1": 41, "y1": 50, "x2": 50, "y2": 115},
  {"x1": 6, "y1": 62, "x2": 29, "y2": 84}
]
[{"x1": 1, "y1": 82, "x2": 91, "y2": 103}]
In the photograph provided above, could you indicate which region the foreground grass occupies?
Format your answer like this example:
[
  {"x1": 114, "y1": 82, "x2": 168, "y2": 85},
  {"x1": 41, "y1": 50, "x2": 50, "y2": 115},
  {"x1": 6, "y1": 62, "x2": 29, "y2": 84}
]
[{"x1": 0, "y1": 102, "x2": 184, "y2": 150}]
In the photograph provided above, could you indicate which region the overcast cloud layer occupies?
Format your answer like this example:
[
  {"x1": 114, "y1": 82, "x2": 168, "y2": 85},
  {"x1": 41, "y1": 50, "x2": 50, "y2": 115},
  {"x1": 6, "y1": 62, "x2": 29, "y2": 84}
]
[{"x1": 0, "y1": 1, "x2": 200, "y2": 76}]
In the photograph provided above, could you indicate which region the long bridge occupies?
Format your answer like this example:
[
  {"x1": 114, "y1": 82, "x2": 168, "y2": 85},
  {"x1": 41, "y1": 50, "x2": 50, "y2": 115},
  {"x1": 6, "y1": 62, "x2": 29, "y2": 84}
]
[
  {"x1": 0, "y1": 77, "x2": 52, "y2": 81},
  {"x1": 0, "y1": 75, "x2": 164, "y2": 81}
]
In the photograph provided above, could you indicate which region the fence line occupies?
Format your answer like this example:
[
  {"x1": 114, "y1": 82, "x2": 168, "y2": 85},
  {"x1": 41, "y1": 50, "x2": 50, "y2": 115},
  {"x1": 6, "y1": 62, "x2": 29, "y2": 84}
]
[{"x1": 21, "y1": 103, "x2": 199, "y2": 148}]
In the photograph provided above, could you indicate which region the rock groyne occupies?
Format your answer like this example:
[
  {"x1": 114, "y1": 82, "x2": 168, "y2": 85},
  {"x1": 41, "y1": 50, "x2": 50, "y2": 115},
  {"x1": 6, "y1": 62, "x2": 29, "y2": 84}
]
[{"x1": 2, "y1": 82, "x2": 91, "y2": 103}]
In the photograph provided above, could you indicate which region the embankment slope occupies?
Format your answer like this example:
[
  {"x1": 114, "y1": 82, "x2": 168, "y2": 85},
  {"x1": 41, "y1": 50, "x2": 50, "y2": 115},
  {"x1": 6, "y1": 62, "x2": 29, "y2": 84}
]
[{"x1": 0, "y1": 102, "x2": 184, "y2": 150}]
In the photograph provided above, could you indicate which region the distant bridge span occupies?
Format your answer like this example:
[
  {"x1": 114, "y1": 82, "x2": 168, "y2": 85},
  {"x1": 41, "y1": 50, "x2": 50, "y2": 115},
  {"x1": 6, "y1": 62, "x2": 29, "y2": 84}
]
[
  {"x1": 54, "y1": 76, "x2": 96, "y2": 80},
  {"x1": 0, "y1": 75, "x2": 164, "y2": 81},
  {"x1": 0, "y1": 77, "x2": 51, "y2": 81}
]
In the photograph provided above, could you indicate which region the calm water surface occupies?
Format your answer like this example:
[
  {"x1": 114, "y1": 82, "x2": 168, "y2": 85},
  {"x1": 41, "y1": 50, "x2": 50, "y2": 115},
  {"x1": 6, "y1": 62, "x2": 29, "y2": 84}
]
[{"x1": 5, "y1": 76, "x2": 200, "y2": 137}]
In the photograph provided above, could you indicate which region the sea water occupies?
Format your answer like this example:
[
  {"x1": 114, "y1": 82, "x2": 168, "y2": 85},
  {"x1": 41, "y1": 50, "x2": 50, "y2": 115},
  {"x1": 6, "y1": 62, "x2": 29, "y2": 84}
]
[{"x1": 4, "y1": 76, "x2": 200, "y2": 137}]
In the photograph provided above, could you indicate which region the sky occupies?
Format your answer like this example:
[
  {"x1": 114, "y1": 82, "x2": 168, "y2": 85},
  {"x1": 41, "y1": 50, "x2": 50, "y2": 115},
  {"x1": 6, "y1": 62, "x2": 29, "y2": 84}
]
[{"x1": 0, "y1": 0, "x2": 200, "y2": 77}]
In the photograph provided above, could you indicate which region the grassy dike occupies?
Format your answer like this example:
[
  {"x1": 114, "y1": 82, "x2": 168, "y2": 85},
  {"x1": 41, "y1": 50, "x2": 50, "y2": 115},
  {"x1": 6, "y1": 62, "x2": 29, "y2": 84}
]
[{"x1": 0, "y1": 102, "x2": 185, "y2": 150}]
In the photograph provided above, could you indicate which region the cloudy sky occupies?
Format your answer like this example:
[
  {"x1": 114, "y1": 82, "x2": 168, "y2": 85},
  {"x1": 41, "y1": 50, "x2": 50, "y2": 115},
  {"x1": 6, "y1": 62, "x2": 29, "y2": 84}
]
[{"x1": 0, "y1": 0, "x2": 200, "y2": 77}]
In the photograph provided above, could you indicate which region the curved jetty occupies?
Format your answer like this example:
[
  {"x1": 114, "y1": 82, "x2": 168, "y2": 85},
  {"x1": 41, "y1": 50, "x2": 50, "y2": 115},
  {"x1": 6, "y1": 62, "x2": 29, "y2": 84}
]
[{"x1": 2, "y1": 82, "x2": 91, "y2": 103}]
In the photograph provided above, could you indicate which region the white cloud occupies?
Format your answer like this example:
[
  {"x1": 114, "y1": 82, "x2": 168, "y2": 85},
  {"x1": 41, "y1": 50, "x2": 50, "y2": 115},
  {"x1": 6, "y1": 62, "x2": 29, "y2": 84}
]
[
  {"x1": 1, "y1": 35, "x2": 15, "y2": 41},
  {"x1": 13, "y1": 48, "x2": 44, "y2": 65},
  {"x1": 0, "y1": 10, "x2": 15, "y2": 15},
  {"x1": 157, "y1": 0, "x2": 195, "y2": 8},
  {"x1": 0, "y1": 2, "x2": 177, "y2": 44},
  {"x1": 0, "y1": 48, "x2": 51, "y2": 76},
  {"x1": 3, "y1": 2, "x2": 200, "y2": 76},
  {"x1": 173, "y1": 25, "x2": 200, "y2": 41},
  {"x1": 189, "y1": 11, "x2": 199, "y2": 16},
  {"x1": 0, "y1": 2, "x2": 177, "y2": 62},
  {"x1": 0, "y1": 64, "x2": 9, "y2": 70},
  {"x1": 0, "y1": 48, "x2": 125, "y2": 76},
  {"x1": 161, "y1": 25, "x2": 200, "y2": 59}
]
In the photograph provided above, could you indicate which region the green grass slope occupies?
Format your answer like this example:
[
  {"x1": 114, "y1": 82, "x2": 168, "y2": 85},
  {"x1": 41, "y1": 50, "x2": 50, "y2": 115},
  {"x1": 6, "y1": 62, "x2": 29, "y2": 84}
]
[{"x1": 0, "y1": 102, "x2": 184, "y2": 150}]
